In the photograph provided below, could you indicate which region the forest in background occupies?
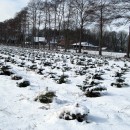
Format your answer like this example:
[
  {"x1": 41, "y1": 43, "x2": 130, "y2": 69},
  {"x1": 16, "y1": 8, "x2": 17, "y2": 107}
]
[{"x1": 0, "y1": 0, "x2": 130, "y2": 56}]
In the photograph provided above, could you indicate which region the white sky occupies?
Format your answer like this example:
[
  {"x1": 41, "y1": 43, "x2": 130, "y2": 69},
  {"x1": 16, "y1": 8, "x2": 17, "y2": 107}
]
[{"x1": 0, "y1": 0, "x2": 30, "y2": 22}]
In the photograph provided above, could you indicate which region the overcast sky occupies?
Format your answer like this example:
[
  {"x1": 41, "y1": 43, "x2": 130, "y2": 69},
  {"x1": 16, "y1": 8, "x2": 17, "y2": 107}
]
[{"x1": 0, "y1": 0, "x2": 30, "y2": 22}]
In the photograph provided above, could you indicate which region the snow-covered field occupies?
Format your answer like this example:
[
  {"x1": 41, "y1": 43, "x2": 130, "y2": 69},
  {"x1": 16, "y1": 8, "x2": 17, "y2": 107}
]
[{"x1": 0, "y1": 46, "x2": 130, "y2": 130}]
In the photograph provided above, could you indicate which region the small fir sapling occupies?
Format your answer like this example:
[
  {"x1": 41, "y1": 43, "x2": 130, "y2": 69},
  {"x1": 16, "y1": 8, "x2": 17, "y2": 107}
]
[
  {"x1": 113, "y1": 71, "x2": 124, "y2": 77},
  {"x1": 18, "y1": 61, "x2": 25, "y2": 67},
  {"x1": 111, "y1": 76, "x2": 127, "y2": 88},
  {"x1": 92, "y1": 73, "x2": 103, "y2": 80},
  {"x1": 120, "y1": 63, "x2": 130, "y2": 72},
  {"x1": 0, "y1": 65, "x2": 13, "y2": 76},
  {"x1": 11, "y1": 75, "x2": 22, "y2": 80},
  {"x1": 85, "y1": 86, "x2": 107, "y2": 97},
  {"x1": 111, "y1": 69, "x2": 128, "y2": 88},
  {"x1": 37, "y1": 68, "x2": 44, "y2": 75},
  {"x1": 75, "y1": 69, "x2": 86, "y2": 76},
  {"x1": 76, "y1": 60, "x2": 85, "y2": 66},
  {"x1": 104, "y1": 60, "x2": 109, "y2": 65},
  {"x1": 44, "y1": 62, "x2": 52, "y2": 66},
  {"x1": 34, "y1": 89, "x2": 56, "y2": 104},
  {"x1": 78, "y1": 74, "x2": 107, "y2": 97},
  {"x1": 29, "y1": 64, "x2": 37, "y2": 70},
  {"x1": 70, "y1": 59, "x2": 74, "y2": 64},
  {"x1": 5, "y1": 57, "x2": 11, "y2": 62},
  {"x1": 63, "y1": 65, "x2": 72, "y2": 71},
  {"x1": 57, "y1": 75, "x2": 68, "y2": 84},
  {"x1": 17, "y1": 80, "x2": 30, "y2": 88},
  {"x1": 59, "y1": 103, "x2": 89, "y2": 122}
]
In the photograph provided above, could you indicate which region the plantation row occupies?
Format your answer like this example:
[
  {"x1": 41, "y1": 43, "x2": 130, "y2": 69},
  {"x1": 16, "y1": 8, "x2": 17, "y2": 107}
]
[{"x1": 0, "y1": 46, "x2": 130, "y2": 122}]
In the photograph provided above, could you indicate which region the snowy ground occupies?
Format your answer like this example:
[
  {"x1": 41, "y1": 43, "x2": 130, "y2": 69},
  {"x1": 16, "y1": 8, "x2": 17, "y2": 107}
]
[
  {"x1": 87, "y1": 50, "x2": 126, "y2": 58},
  {"x1": 0, "y1": 46, "x2": 130, "y2": 130}
]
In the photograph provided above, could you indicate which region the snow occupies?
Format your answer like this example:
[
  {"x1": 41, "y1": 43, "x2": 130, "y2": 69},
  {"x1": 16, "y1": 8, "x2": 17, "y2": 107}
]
[
  {"x1": 87, "y1": 50, "x2": 126, "y2": 57},
  {"x1": 59, "y1": 103, "x2": 89, "y2": 116},
  {"x1": 0, "y1": 45, "x2": 130, "y2": 130}
]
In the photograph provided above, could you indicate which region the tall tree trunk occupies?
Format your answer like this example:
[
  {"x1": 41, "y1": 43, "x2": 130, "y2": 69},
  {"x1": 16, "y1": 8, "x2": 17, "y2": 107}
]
[
  {"x1": 127, "y1": 26, "x2": 130, "y2": 58},
  {"x1": 38, "y1": 12, "x2": 41, "y2": 49},
  {"x1": 65, "y1": 2, "x2": 70, "y2": 52},
  {"x1": 28, "y1": 22, "x2": 30, "y2": 48},
  {"x1": 99, "y1": 5, "x2": 103, "y2": 56},
  {"x1": 54, "y1": 5, "x2": 57, "y2": 50},
  {"x1": 48, "y1": 11, "x2": 51, "y2": 50},
  {"x1": 79, "y1": 25, "x2": 83, "y2": 53}
]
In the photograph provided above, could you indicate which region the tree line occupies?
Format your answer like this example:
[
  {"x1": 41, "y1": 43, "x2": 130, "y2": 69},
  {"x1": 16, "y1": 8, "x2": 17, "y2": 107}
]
[{"x1": 0, "y1": 0, "x2": 130, "y2": 56}]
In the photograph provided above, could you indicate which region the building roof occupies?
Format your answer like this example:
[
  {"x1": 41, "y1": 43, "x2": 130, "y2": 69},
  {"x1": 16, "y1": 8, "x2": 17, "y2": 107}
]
[
  {"x1": 72, "y1": 42, "x2": 99, "y2": 48},
  {"x1": 50, "y1": 39, "x2": 57, "y2": 44},
  {"x1": 34, "y1": 37, "x2": 46, "y2": 42}
]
